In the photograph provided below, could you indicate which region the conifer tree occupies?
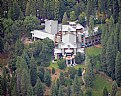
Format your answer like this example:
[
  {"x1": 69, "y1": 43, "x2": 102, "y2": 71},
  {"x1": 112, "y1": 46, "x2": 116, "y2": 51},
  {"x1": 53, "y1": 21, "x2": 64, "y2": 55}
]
[
  {"x1": 58, "y1": 85, "x2": 65, "y2": 96},
  {"x1": 111, "y1": 81, "x2": 118, "y2": 96},
  {"x1": 67, "y1": 83, "x2": 72, "y2": 96},
  {"x1": 25, "y1": 0, "x2": 36, "y2": 16},
  {"x1": 51, "y1": 81, "x2": 58, "y2": 96},
  {"x1": 35, "y1": 79, "x2": 44, "y2": 96},
  {"x1": 62, "y1": 12, "x2": 68, "y2": 25},
  {"x1": 70, "y1": 11, "x2": 76, "y2": 21},
  {"x1": 102, "y1": 86, "x2": 108, "y2": 96},
  {"x1": 15, "y1": 39, "x2": 24, "y2": 56},
  {"x1": 54, "y1": 0, "x2": 60, "y2": 20},
  {"x1": 44, "y1": 70, "x2": 51, "y2": 87},
  {"x1": 78, "y1": 68, "x2": 82, "y2": 76},
  {"x1": 30, "y1": 56, "x2": 37, "y2": 87},
  {"x1": 106, "y1": 33, "x2": 115, "y2": 79},
  {"x1": 115, "y1": 51, "x2": 121, "y2": 86},
  {"x1": 72, "y1": 75, "x2": 83, "y2": 96},
  {"x1": 20, "y1": 69, "x2": 32, "y2": 96},
  {"x1": 59, "y1": 72, "x2": 65, "y2": 85},
  {"x1": 8, "y1": 0, "x2": 22, "y2": 20}
]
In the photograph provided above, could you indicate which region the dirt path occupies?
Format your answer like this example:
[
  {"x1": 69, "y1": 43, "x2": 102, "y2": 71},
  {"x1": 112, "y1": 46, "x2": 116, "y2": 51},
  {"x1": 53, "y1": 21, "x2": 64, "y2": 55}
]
[
  {"x1": 94, "y1": 44, "x2": 102, "y2": 48},
  {"x1": 81, "y1": 69, "x2": 86, "y2": 89}
]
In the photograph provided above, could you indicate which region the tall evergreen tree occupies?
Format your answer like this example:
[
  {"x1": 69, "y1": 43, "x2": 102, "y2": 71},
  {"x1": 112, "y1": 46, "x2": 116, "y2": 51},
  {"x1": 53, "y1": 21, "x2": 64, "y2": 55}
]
[
  {"x1": 44, "y1": 70, "x2": 51, "y2": 87},
  {"x1": 70, "y1": 11, "x2": 76, "y2": 21},
  {"x1": 72, "y1": 75, "x2": 83, "y2": 96},
  {"x1": 62, "y1": 12, "x2": 68, "y2": 25},
  {"x1": 111, "y1": 81, "x2": 118, "y2": 96},
  {"x1": 67, "y1": 84, "x2": 72, "y2": 96},
  {"x1": 101, "y1": 25, "x2": 109, "y2": 74},
  {"x1": 15, "y1": 39, "x2": 24, "y2": 56},
  {"x1": 59, "y1": 72, "x2": 65, "y2": 85},
  {"x1": 16, "y1": 56, "x2": 28, "y2": 96},
  {"x1": 21, "y1": 69, "x2": 32, "y2": 96},
  {"x1": 51, "y1": 81, "x2": 58, "y2": 96},
  {"x1": 25, "y1": 0, "x2": 36, "y2": 16},
  {"x1": 54, "y1": 0, "x2": 60, "y2": 20},
  {"x1": 106, "y1": 33, "x2": 115, "y2": 79},
  {"x1": 30, "y1": 56, "x2": 37, "y2": 87},
  {"x1": 102, "y1": 86, "x2": 108, "y2": 96},
  {"x1": 115, "y1": 51, "x2": 121, "y2": 86},
  {"x1": 8, "y1": 0, "x2": 22, "y2": 20},
  {"x1": 35, "y1": 79, "x2": 44, "y2": 96},
  {"x1": 58, "y1": 85, "x2": 65, "y2": 96}
]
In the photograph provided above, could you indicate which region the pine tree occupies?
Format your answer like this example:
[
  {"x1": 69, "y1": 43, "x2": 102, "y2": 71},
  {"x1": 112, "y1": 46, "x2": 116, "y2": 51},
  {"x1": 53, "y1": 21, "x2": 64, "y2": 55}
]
[
  {"x1": 1, "y1": 67, "x2": 7, "y2": 96},
  {"x1": 67, "y1": 84, "x2": 72, "y2": 96},
  {"x1": 30, "y1": 56, "x2": 37, "y2": 87},
  {"x1": 36, "y1": 0, "x2": 43, "y2": 18},
  {"x1": 20, "y1": 69, "x2": 32, "y2": 96},
  {"x1": 72, "y1": 75, "x2": 83, "y2": 96},
  {"x1": 111, "y1": 81, "x2": 118, "y2": 96},
  {"x1": 58, "y1": 85, "x2": 65, "y2": 96},
  {"x1": 59, "y1": 72, "x2": 65, "y2": 85},
  {"x1": 44, "y1": 70, "x2": 51, "y2": 87},
  {"x1": 85, "y1": 88, "x2": 92, "y2": 96},
  {"x1": 106, "y1": 33, "x2": 115, "y2": 79},
  {"x1": 16, "y1": 56, "x2": 28, "y2": 95},
  {"x1": 115, "y1": 51, "x2": 121, "y2": 86},
  {"x1": 89, "y1": 16, "x2": 94, "y2": 36},
  {"x1": 62, "y1": 12, "x2": 68, "y2": 25},
  {"x1": 119, "y1": 30, "x2": 121, "y2": 52},
  {"x1": 38, "y1": 66, "x2": 45, "y2": 82},
  {"x1": 54, "y1": 0, "x2": 60, "y2": 20},
  {"x1": 25, "y1": 0, "x2": 36, "y2": 16},
  {"x1": 8, "y1": 0, "x2": 22, "y2": 20},
  {"x1": 102, "y1": 86, "x2": 108, "y2": 96},
  {"x1": 70, "y1": 11, "x2": 76, "y2": 21},
  {"x1": 101, "y1": 25, "x2": 109, "y2": 74},
  {"x1": 51, "y1": 81, "x2": 58, "y2": 96},
  {"x1": 35, "y1": 79, "x2": 44, "y2": 96},
  {"x1": 85, "y1": 61, "x2": 94, "y2": 88},
  {"x1": 113, "y1": 0, "x2": 119, "y2": 23},
  {"x1": 15, "y1": 39, "x2": 24, "y2": 56},
  {"x1": 78, "y1": 68, "x2": 82, "y2": 76},
  {"x1": 0, "y1": 38, "x2": 4, "y2": 53}
]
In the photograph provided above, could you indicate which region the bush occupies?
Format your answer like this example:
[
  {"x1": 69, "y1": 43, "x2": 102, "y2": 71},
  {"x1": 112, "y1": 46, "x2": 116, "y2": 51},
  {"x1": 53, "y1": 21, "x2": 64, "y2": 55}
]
[
  {"x1": 78, "y1": 68, "x2": 82, "y2": 76},
  {"x1": 52, "y1": 67, "x2": 55, "y2": 74},
  {"x1": 75, "y1": 53, "x2": 85, "y2": 64},
  {"x1": 57, "y1": 59, "x2": 66, "y2": 69}
]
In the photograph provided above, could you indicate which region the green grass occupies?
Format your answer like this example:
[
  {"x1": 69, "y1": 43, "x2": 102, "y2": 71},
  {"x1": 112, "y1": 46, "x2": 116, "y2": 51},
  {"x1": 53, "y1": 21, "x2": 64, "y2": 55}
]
[
  {"x1": 92, "y1": 74, "x2": 112, "y2": 96},
  {"x1": 49, "y1": 62, "x2": 85, "y2": 70},
  {"x1": 49, "y1": 62, "x2": 59, "y2": 69},
  {"x1": 73, "y1": 64, "x2": 85, "y2": 69},
  {"x1": 86, "y1": 46, "x2": 101, "y2": 57}
]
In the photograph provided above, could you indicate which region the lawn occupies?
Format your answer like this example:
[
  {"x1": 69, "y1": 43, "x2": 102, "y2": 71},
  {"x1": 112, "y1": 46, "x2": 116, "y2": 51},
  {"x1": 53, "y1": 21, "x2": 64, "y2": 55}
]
[
  {"x1": 49, "y1": 62, "x2": 85, "y2": 70},
  {"x1": 49, "y1": 62, "x2": 59, "y2": 69},
  {"x1": 73, "y1": 63, "x2": 85, "y2": 69},
  {"x1": 92, "y1": 74, "x2": 112, "y2": 96},
  {"x1": 86, "y1": 46, "x2": 101, "y2": 57}
]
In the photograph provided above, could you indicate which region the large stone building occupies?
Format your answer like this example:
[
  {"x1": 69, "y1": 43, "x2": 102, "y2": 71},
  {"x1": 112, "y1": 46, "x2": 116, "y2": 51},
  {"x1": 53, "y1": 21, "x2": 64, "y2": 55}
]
[{"x1": 31, "y1": 20, "x2": 101, "y2": 66}]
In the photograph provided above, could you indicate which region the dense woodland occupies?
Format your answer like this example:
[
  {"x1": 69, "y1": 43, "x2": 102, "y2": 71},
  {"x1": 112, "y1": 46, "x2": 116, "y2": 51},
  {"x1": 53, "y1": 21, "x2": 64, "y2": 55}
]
[{"x1": 0, "y1": 0, "x2": 121, "y2": 96}]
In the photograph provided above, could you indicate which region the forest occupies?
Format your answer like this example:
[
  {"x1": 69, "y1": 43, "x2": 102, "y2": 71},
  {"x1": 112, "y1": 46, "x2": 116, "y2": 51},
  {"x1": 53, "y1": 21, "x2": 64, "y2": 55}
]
[{"x1": 0, "y1": 0, "x2": 121, "y2": 96}]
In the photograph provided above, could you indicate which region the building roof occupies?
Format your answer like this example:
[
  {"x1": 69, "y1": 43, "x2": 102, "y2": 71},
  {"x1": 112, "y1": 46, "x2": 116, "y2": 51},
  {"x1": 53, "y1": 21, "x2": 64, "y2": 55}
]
[
  {"x1": 61, "y1": 42, "x2": 77, "y2": 48},
  {"x1": 76, "y1": 23, "x2": 84, "y2": 30},
  {"x1": 77, "y1": 48, "x2": 84, "y2": 53},
  {"x1": 54, "y1": 49, "x2": 62, "y2": 54},
  {"x1": 31, "y1": 30, "x2": 55, "y2": 41},
  {"x1": 69, "y1": 22, "x2": 76, "y2": 25},
  {"x1": 65, "y1": 49, "x2": 73, "y2": 53},
  {"x1": 59, "y1": 25, "x2": 76, "y2": 32}
]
